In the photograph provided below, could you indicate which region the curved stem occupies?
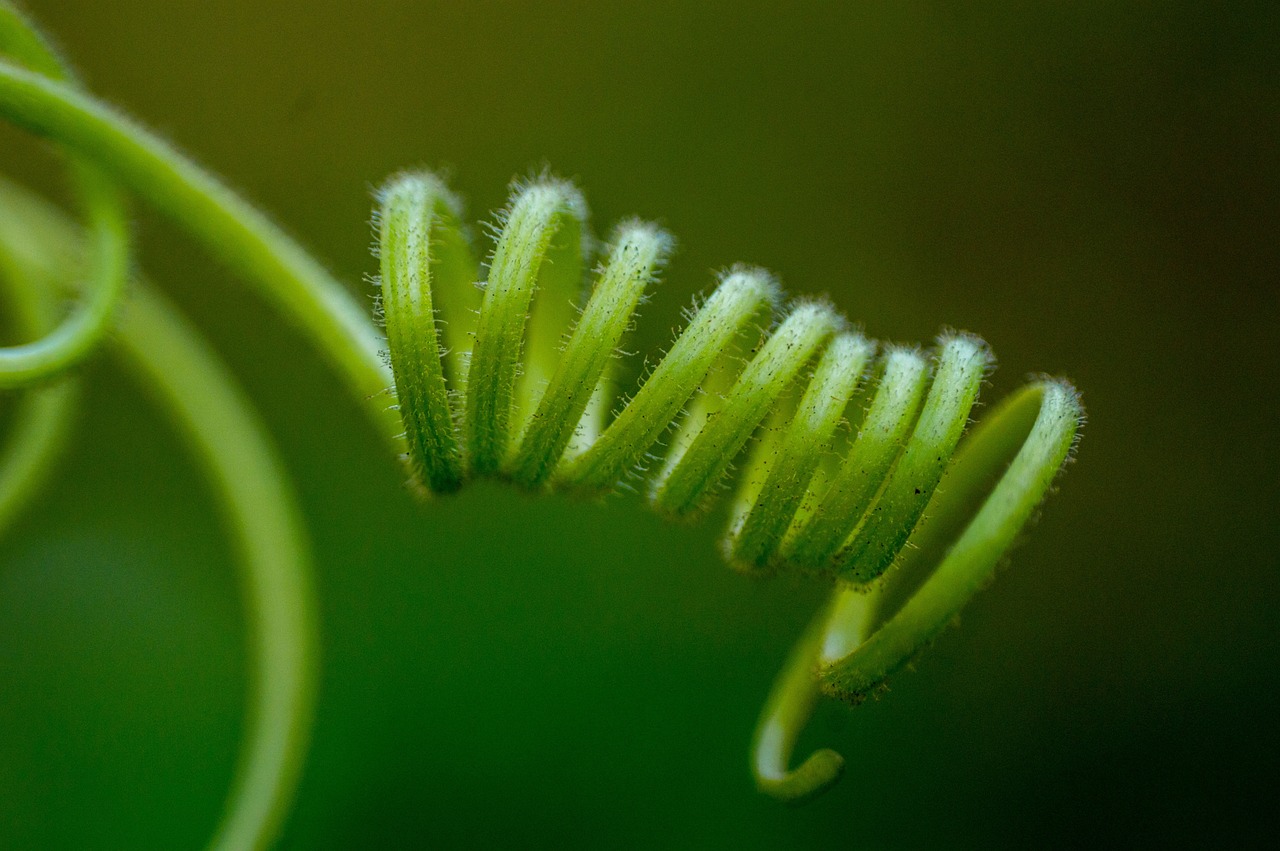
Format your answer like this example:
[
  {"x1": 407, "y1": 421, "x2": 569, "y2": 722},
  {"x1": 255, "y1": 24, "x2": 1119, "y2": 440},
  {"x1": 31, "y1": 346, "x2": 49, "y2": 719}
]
[
  {"x1": 375, "y1": 173, "x2": 470, "y2": 493},
  {"x1": 0, "y1": 375, "x2": 75, "y2": 534},
  {"x1": 0, "y1": 172, "x2": 128, "y2": 387},
  {"x1": 750, "y1": 603, "x2": 846, "y2": 804},
  {"x1": 557, "y1": 267, "x2": 779, "y2": 493},
  {"x1": 467, "y1": 178, "x2": 587, "y2": 476},
  {"x1": 0, "y1": 3, "x2": 129, "y2": 388},
  {"x1": 509, "y1": 220, "x2": 671, "y2": 489},
  {"x1": 820, "y1": 380, "x2": 1082, "y2": 700},
  {"x1": 0, "y1": 58, "x2": 399, "y2": 449},
  {"x1": 0, "y1": 179, "x2": 318, "y2": 851},
  {"x1": 124, "y1": 286, "x2": 318, "y2": 851},
  {"x1": 650, "y1": 300, "x2": 842, "y2": 520},
  {"x1": 0, "y1": 245, "x2": 77, "y2": 536},
  {"x1": 752, "y1": 380, "x2": 1081, "y2": 802}
]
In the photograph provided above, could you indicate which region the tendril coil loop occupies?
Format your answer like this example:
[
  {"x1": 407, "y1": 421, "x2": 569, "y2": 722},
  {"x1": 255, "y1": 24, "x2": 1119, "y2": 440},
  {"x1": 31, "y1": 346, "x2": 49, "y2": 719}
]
[
  {"x1": 0, "y1": 3, "x2": 128, "y2": 390},
  {"x1": 376, "y1": 170, "x2": 1084, "y2": 802},
  {"x1": 0, "y1": 0, "x2": 1084, "y2": 842},
  {"x1": 1, "y1": 5, "x2": 316, "y2": 850}
]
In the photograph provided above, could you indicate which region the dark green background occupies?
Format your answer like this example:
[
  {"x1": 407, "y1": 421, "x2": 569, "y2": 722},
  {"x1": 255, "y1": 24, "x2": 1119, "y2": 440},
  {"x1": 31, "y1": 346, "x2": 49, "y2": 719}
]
[{"x1": 2, "y1": 0, "x2": 1276, "y2": 847}]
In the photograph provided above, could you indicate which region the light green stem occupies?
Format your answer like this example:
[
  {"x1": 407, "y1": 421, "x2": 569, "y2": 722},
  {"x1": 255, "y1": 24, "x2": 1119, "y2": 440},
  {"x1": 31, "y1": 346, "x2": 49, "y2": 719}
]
[
  {"x1": 0, "y1": 244, "x2": 77, "y2": 536},
  {"x1": 557, "y1": 267, "x2": 779, "y2": 493},
  {"x1": 0, "y1": 373, "x2": 75, "y2": 534},
  {"x1": 650, "y1": 300, "x2": 842, "y2": 520},
  {"x1": 821, "y1": 380, "x2": 1082, "y2": 698},
  {"x1": 750, "y1": 380, "x2": 1080, "y2": 801},
  {"x1": 750, "y1": 605, "x2": 846, "y2": 803},
  {"x1": 0, "y1": 57, "x2": 399, "y2": 449},
  {"x1": 467, "y1": 179, "x2": 587, "y2": 475},
  {"x1": 376, "y1": 173, "x2": 470, "y2": 493},
  {"x1": 124, "y1": 286, "x2": 317, "y2": 851},
  {"x1": 0, "y1": 2, "x2": 129, "y2": 387},
  {"x1": 727, "y1": 331, "x2": 874, "y2": 572},
  {"x1": 0, "y1": 178, "x2": 318, "y2": 851}
]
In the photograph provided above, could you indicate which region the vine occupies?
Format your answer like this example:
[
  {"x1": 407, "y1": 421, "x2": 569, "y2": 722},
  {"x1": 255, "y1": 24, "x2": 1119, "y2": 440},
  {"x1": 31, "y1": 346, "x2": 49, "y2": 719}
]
[{"x1": 0, "y1": 2, "x2": 1083, "y2": 846}]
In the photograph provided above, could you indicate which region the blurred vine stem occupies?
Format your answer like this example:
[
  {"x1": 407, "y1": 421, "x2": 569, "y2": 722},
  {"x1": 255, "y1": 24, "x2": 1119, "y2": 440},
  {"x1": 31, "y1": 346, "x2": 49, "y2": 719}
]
[
  {"x1": 0, "y1": 5, "x2": 320, "y2": 850},
  {"x1": 0, "y1": 1, "x2": 1083, "y2": 847}
]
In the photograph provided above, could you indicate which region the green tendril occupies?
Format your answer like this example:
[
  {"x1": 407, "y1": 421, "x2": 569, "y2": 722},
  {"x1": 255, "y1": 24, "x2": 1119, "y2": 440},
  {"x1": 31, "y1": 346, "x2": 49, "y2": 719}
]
[
  {"x1": 751, "y1": 605, "x2": 846, "y2": 804},
  {"x1": 0, "y1": 3, "x2": 128, "y2": 388},
  {"x1": 651, "y1": 299, "x2": 844, "y2": 520},
  {"x1": 728, "y1": 331, "x2": 875, "y2": 572},
  {"x1": 123, "y1": 287, "x2": 317, "y2": 851},
  {"x1": 748, "y1": 380, "x2": 1082, "y2": 802},
  {"x1": 466, "y1": 178, "x2": 588, "y2": 476},
  {"x1": 1, "y1": 0, "x2": 1087, "y2": 824},
  {"x1": 784, "y1": 346, "x2": 930, "y2": 570},
  {"x1": 559, "y1": 266, "x2": 781, "y2": 492},
  {"x1": 509, "y1": 220, "x2": 672, "y2": 489},
  {"x1": 372, "y1": 169, "x2": 1084, "y2": 805},
  {"x1": 0, "y1": 234, "x2": 77, "y2": 537},
  {"x1": 0, "y1": 49, "x2": 398, "y2": 448},
  {"x1": 833, "y1": 333, "x2": 992, "y2": 584},
  {"x1": 0, "y1": 177, "x2": 318, "y2": 851},
  {"x1": 820, "y1": 379, "x2": 1083, "y2": 700},
  {"x1": 376, "y1": 173, "x2": 471, "y2": 493}
]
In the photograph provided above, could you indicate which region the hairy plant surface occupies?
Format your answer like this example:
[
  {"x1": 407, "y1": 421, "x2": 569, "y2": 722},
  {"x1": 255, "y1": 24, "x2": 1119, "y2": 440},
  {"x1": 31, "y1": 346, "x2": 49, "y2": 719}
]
[{"x1": 0, "y1": 3, "x2": 1084, "y2": 847}]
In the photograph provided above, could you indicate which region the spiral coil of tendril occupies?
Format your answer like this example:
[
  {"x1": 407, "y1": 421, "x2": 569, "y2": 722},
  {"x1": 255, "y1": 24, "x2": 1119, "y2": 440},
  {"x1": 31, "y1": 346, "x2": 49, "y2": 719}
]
[
  {"x1": 381, "y1": 174, "x2": 973, "y2": 573},
  {"x1": 375, "y1": 171, "x2": 1084, "y2": 802},
  {"x1": 0, "y1": 0, "x2": 1083, "y2": 843}
]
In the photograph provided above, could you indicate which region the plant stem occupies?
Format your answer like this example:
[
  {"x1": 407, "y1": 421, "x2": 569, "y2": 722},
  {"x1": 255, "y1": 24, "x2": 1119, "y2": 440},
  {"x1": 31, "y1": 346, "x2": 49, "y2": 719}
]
[
  {"x1": 0, "y1": 244, "x2": 77, "y2": 536},
  {"x1": 750, "y1": 601, "x2": 846, "y2": 804},
  {"x1": 0, "y1": 59, "x2": 400, "y2": 452},
  {"x1": 0, "y1": 3, "x2": 130, "y2": 388},
  {"x1": 0, "y1": 178, "x2": 318, "y2": 851},
  {"x1": 820, "y1": 380, "x2": 1082, "y2": 700}
]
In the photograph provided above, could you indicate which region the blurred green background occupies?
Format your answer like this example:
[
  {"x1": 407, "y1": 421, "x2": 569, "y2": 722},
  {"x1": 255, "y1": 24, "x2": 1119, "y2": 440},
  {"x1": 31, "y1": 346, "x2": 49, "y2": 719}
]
[{"x1": 1, "y1": 0, "x2": 1276, "y2": 847}]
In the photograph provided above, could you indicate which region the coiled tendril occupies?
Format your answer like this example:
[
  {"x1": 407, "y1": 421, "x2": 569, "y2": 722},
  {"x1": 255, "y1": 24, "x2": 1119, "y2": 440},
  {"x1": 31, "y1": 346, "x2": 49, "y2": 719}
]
[
  {"x1": 374, "y1": 172, "x2": 1083, "y2": 802},
  {"x1": 0, "y1": 0, "x2": 1083, "y2": 843}
]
